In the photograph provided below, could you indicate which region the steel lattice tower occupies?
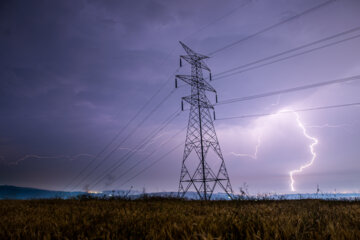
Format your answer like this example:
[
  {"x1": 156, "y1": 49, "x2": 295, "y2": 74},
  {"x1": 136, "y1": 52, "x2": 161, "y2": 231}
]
[{"x1": 176, "y1": 41, "x2": 233, "y2": 200}]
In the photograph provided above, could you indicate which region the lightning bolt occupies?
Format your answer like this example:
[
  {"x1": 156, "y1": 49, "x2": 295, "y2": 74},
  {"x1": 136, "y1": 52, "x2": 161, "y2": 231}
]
[
  {"x1": 3, "y1": 132, "x2": 171, "y2": 166},
  {"x1": 284, "y1": 110, "x2": 319, "y2": 192},
  {"x1": 116, "y1": 146, "x2": 151, "y2": 154},
  {"x1": 230, "y1": 108, "x2": 320, "y2": 192},
  {"x1": 271, "y1": 95, "x2": 281, "y2": 106},
  {"x1": 4, "y1": 154, "x2": 95, "y2": 166},
  {"x1": 230, "y1": 134, "x2": 261, "y2": 160}
]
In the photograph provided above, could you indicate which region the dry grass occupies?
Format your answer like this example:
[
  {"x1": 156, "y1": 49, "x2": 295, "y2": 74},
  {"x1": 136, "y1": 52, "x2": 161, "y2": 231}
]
[{"x1": 1, "y1": 197, "x2": 360, "y2": 239}]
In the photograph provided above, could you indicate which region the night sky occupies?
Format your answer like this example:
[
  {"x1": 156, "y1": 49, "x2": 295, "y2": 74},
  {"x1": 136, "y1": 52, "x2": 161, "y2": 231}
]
[{"x1": 1, "y1": 0, "x2": 360, "y2": 194}]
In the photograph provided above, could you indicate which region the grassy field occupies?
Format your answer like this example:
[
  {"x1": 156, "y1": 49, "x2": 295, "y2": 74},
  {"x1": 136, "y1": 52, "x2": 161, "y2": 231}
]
[{"x1": 1, "y1": 197, "x2": 360, "y2": 239}]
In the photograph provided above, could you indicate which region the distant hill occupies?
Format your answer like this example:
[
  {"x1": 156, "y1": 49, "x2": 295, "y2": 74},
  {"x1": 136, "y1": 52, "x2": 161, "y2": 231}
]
[
  {"x1": 1, "y1": 185, "x2": 360, "y2": 200},
  {"x1": 0, "y1": 185, "x2": 83, "y2": 200}
]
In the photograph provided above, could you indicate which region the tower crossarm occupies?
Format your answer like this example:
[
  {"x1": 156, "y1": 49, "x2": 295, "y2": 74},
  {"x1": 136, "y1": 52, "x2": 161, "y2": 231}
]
[
  {"x1": 180, "y1": 55, "x2": 210, "y2": 71},
  {"x1": 176, "y1": 75, "x2": 216, "y2": 93},
  {"x1": 182, "y1": 95, "x2": 214, "y2": 109},
  {"x1": 179, "y1": 41, "x2": 209, "y2": 59}
]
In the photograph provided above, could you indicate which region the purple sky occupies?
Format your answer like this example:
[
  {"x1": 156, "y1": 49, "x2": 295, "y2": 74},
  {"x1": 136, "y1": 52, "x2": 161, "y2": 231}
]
[{"x1": 1, "y1": 0, "x2": 360, "y2": 194}]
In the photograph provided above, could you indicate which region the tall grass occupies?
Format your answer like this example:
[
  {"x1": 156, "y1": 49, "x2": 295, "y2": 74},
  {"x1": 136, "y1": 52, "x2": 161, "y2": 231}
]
[{"x1": 1, "y1": 198, "x2": 360, "y2": 239}]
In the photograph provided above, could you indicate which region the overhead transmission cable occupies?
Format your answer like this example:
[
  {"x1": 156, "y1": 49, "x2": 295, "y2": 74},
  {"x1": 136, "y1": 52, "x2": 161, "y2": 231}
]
[
  {"x1": 172, "y1": 25, "x2": 360, "y2": 90},
  {"x1": 216, "y1": 102, "x2": 360, "y2": 120},
  {"x1": 212, "y1": 32, "x2": 360, "y2": 82},
  {"x1": 69, "y1": 89, "x2": 178, "y2": 191},
  {"x1": 216, "y1": 74, "x2": 360, "y2": 106},
  {"x1": 212, "y1": 26, "x2": 360, "y2": 80},
  {"x1": 88, "y1": 108, "x2": 182, "y2": 189},
  {"x1": 208, "y1": 0, "x2": 336, "y2": 56},
  {"x1": 119, "y1": 143, "x2": 184, "y2": 188},
  {"x1": 88, "y1": 108, "x2": 181, "y2": 189},
  {"x1": 64, "y1": 71, "x2": 178, "y2": 190},
  {"x1": 107, "y1": 126, "x2": 187, "y2": 188}
]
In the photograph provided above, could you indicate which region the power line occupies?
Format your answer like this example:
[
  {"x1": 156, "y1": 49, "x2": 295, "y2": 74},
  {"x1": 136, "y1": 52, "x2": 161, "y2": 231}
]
[
  {"x1": 216, "y1": 75, "x2": 360, "y2": 105},
  {"x1": 88, "y1": 109, "x2": 181, "y2": 190},
  {"x1": 216, "y1": 102, "x2": 360, "y2": 120},
  {"x1": 64, "y1": 71, "x2": 178, "y2": 191},
  {"x1": 174, "y1": 26, "x2": 360, "y2": 89},
  {"x1": 108, "y1": 126, "x2": 187, "y2": 188},
  {"x1": 68, "y1": 90, "x2": 178, "y2": 191},
  {"x1": 213, "y1": 26, "x2": 360, "y2": 79},
  {"x1": 118, "y1": 143, "x2": 183, "y2": 188},
  {"x1": 208, "y1": 0, "x2": 336, "y2": 56},
  {"x1": 212, "y1": 33, "x2": 360, "y2": 82},
  {"x1": 88, "y1": 109, "x2": 182, "y2": 190}
]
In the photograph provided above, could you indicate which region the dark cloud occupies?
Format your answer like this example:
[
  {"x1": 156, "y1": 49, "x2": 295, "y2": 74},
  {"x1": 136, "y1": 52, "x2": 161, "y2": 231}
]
[
  {"x1": 87, "y1": 0, "x2": 174, "y2": 31},
  {"x1": 0, "y1": 0, "x2": 359, "y2": 193}
]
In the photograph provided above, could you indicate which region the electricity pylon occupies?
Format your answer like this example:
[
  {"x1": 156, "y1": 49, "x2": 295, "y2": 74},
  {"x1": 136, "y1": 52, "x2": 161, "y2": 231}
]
[{"x1": 176, "y1": 41, "x2": 233, "y2": 200}]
